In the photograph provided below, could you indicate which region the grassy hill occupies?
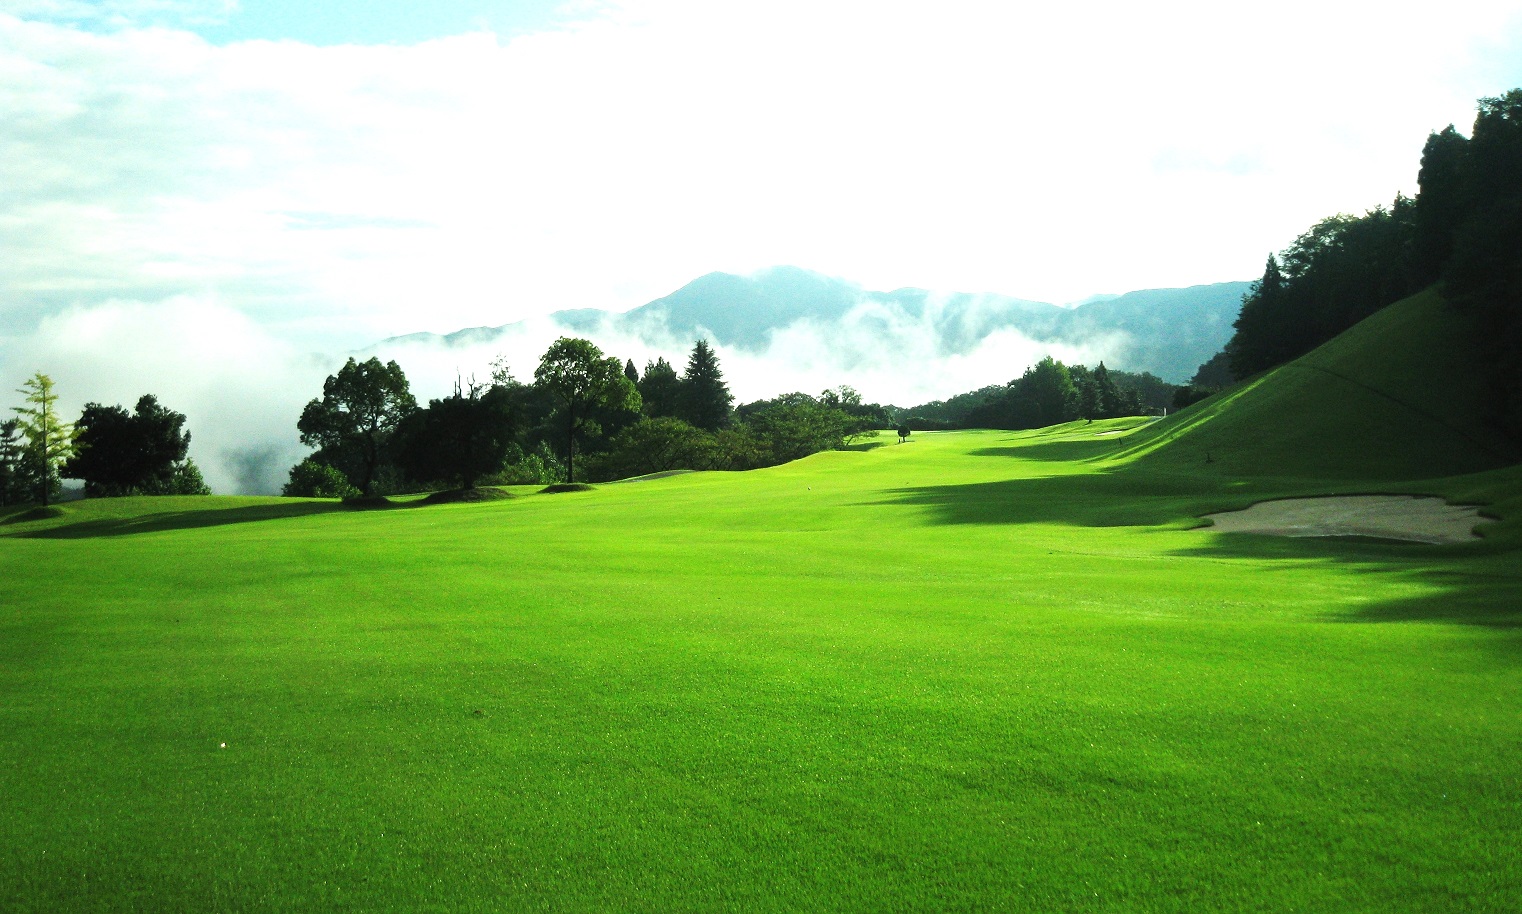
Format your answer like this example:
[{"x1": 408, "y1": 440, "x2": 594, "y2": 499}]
[
  {"x1": 3, "y1": 293, "x2": 1521, "y2": 911},
  {"x1": 1120, "y1": 287, "x2": 1521, "y2": 480}
]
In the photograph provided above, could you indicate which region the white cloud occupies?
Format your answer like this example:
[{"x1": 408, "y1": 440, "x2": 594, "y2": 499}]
[
  {"x1": 2, "y1": 294, "x2": 327, "y2": 494},
  {"x1": 5, "y1": 2, "x2": 1520, "y2": 341},
  {"x1": 2, "y1": 1, "x2": 1521, "y2": 489}
]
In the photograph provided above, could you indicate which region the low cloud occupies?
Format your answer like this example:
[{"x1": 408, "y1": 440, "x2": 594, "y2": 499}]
[
  {"x1": 373, "y1": 293, "x2": 1126, "y2": 413},
  {"x1": 1, "y1": 294, "x2": 327, "y2": 495},
  {"x1": 2, "y1": 288, "x2": 1128, "y2": 496}
]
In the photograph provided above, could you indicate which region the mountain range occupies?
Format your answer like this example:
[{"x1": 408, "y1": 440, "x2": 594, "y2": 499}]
[{"x1": 382, "y1": 267, "x2": 1252, "y2": 383}]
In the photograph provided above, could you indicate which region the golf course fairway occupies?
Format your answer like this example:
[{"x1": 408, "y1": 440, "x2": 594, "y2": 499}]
[{"x1": 3, "y1": 417, "x2": 1519, "y2": 912}]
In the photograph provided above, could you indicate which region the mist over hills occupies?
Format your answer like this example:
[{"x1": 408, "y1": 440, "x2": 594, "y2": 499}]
[{"x1": 383, "y1": 267, "x2": 1251, "y2": 384}]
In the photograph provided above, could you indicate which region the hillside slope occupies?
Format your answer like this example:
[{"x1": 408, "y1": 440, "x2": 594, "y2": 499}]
[{"x1": 1120, "y1": 287, "x2": 1521, "y2": 480}]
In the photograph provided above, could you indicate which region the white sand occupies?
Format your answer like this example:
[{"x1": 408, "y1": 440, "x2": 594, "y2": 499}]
[{"x1": 1202, "y1": 495, "x2": 1487, "y2": 545}]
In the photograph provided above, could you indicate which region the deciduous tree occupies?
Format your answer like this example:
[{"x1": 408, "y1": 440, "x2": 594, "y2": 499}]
[
  {"x1": 65, "y1": 394, "x2": 193, "y2": 497},
  {"x1": 297, "y1": 358, "x2": 417, "y2": 495},
  {"x1": 282, "y1": 459, "x2": 359, "y2": 498},
  {"x1": 591, "y1": 416, "x2": 711, "y2": 480},
  {"x1": 534, "y1": 338, "x2": 641, "y2": 483},
  {"x1": 395, "y1": 380, "x2": 517, "y2": 490}
]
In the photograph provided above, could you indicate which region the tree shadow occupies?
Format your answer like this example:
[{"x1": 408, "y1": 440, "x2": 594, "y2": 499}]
[
  {"x1": 877, "y1": 468, "x2": 1521, "y2": 639},
  {"x1": 968, "y1": 437, "x2": 1133, "y2": 463},
  {"x1": 3, "y1": 501, "x2": 349, "y2": 539},
  {"x1": 1170, "y1": 532, "x2": 1522, "y2": 636},
  {"x1": 874, "y1": 470, "x2": 1261, "y2": 529}
]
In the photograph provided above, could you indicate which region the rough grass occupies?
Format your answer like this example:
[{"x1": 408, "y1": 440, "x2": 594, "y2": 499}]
[{"x1": 1, "y1": 420, "x2": 1519, "y2": 912}]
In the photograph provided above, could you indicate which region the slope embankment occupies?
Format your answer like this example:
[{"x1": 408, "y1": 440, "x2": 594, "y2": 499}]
[{"x1": 1117, "y1": 288, "x2": 1520, "y2": 481}]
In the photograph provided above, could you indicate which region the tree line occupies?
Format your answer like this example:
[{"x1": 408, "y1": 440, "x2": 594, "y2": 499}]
[
  {"x1": 2, "y1": 372, "x2": 209, "y2": 507},
  {"x1": 1217, "y1": 88, "x2": 1522, "y2": 437},
  {"x1": 284, "y1": 337, "x2": 893, "y2": 497},
  {"x1": 900, "y1": 359, "x2": 1175, "y2": 431}
]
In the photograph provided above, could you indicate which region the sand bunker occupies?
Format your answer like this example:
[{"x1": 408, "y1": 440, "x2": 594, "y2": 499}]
[{"x1": 1202, "y1": 495, "x2": 1487, "y2": 545}]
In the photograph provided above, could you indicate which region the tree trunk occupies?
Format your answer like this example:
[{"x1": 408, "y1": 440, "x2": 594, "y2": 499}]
[{"x1": 39, "y1": 438, "x2": 49, "y2": 507}]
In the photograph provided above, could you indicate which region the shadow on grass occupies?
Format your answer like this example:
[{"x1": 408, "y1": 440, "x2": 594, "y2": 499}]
[
  {"x1": 1171, "y1": 533, "x2": 1522, "y2": 633},
  {"x1": 4, "y1": 501, "x2": 349, "y2": 539},
  {"x1": 876, "y1": 471, "x2": 1258, "y2": 528},
  {"x1": 841, "y1": 441, "x2": 889, "y2": 452},
  {"x1": 879, "y1": 466, "x2": 1522, "y2": 638},
  {"x1": 968, "y1": 437, "x2": 1134, "y2": 463}
]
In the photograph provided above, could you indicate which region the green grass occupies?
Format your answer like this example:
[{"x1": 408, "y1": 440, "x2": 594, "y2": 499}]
[
  {"x1": 2, "y1": 421, "x2": 1519, "y2": 912},
  {"x1": 1122, "y1": 288, "x2": 1522, "y2": 481}
]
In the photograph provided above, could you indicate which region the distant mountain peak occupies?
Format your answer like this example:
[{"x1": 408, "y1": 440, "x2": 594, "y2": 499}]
[{"x1": 372, "y1": 268, "x2": 1251, "y2": 383}]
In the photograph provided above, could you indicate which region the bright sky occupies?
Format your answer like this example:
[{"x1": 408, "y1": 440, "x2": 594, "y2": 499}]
[{"x1": 3, "y1": 0, "x2": 1522, "y2": 492}]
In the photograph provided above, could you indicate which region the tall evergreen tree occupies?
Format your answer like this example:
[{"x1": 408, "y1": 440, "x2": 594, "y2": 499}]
[
  {"x1": 624, "y1": 359, "x2": 640, "y2": 386},
  {"x1": 677, "y1": 340, "x2": 733, "y2": 432},
  {"x1": 1412, "y1": 124, "x2": 1472, "y2": 285},
  {"x1": 1445, "y1": 89, "x2": 1522, "y2": 437},
  {"x1": 12, "y1": 372, "x2": 77, "y2": 506},
  {"x1": 639, "y1": 357, "x2": 681, "y2": 418},
  {"x1": 1227, "y1": 254, "x2": 1290, "y2": 379},
  {"x1": 0, "y1": 418, "x2": 23, "y2": 505},
  {"x1": 1091, "y1": 362, "x2": 1123, "y2": 418}
]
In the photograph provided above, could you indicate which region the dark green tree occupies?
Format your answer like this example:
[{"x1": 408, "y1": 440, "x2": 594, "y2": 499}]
[
  {"x1": 1445, "y1": 89, "x2": 1522, "y2": 437},
  {"x1": 1227, "y1": 201, "x2": 1419, "y2": 381},
  {"x1": 1068, "y1": 364, "x2": 1098, "y2": 421},
  {"x1": 1190, "y1": 350, "x2": 1234, "y2": 389},
  {"x1": 638, "y1": 357, "x2": 681, "y2": 418},
  {"x1": 1412, "y1": 124, "x2": 1472, "y2": 285},
  {"x1": 65, "y1": 394, "x2": 193, "y2": 496},
  {"x1": 896, "y1": 425, "x2": 911, "y2": 444},
  {"x1": 139, "y1": 459, "x2": 212, "y2": 496},
  {"x1": 590, "y1": 416, "x2": 712, "y2": 480},
  {"x1": 534, "y1": 337, "x2": 641, "y2": 483},
  {"x1": 1228, "y1": 254, "x2": 1293, "y2": 378},
  {"x1": 677, "y1": 340, "x2": 733, "y2": 432},
  {"x1": 1091, "y1": 362, "x2": 1122, "y2": 418},
  {"x1": 395, "y1": 380, "x2": 517, "y2": 490},
  {"x1": 1026, "y1": 357, "x2": 1079, "y2": 426},
  {"x1": 624, "y1": 359, "x2": 640, "y2": 386},
  {"x1": 282, "y1": 459, "x2": 360, "y2": 498},
  {"x1": 0, "y1": 418, "x2": 24, "y2": 506},
  {"x1": 740, "y1": 393, "x2": 854, "y2": 463},
  {"x1": 819, "y1": 385, "x2": 892, "y2": 438},
  {"x1": 297, "y1": 358, "x2": 417, "y2": 496}
]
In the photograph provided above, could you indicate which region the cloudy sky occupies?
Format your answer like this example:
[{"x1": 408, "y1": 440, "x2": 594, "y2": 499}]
[{"x1": 4, "y1": 0, "x2": 1522, "y2": 492}]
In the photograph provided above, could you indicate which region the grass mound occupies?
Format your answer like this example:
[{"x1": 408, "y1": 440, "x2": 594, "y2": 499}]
[
  {"x1": 1, "y1": 505, "x2": 66, "y2": 524},
  {"x1": 341, "y1": 494, "x2": 395, "y2": 509},
  {"x1": 1123, "y1": 287, "x2": 1521, "y2": 480},
  {"x1": 607, "y1": 469, "x2": 695, "y2": 484},
  {"x1": 421, "y1": 487, "x2": 516, "y2": 504},
  {"x1": 539, "y1": 482, "x2": 595, "y2": 493}
]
